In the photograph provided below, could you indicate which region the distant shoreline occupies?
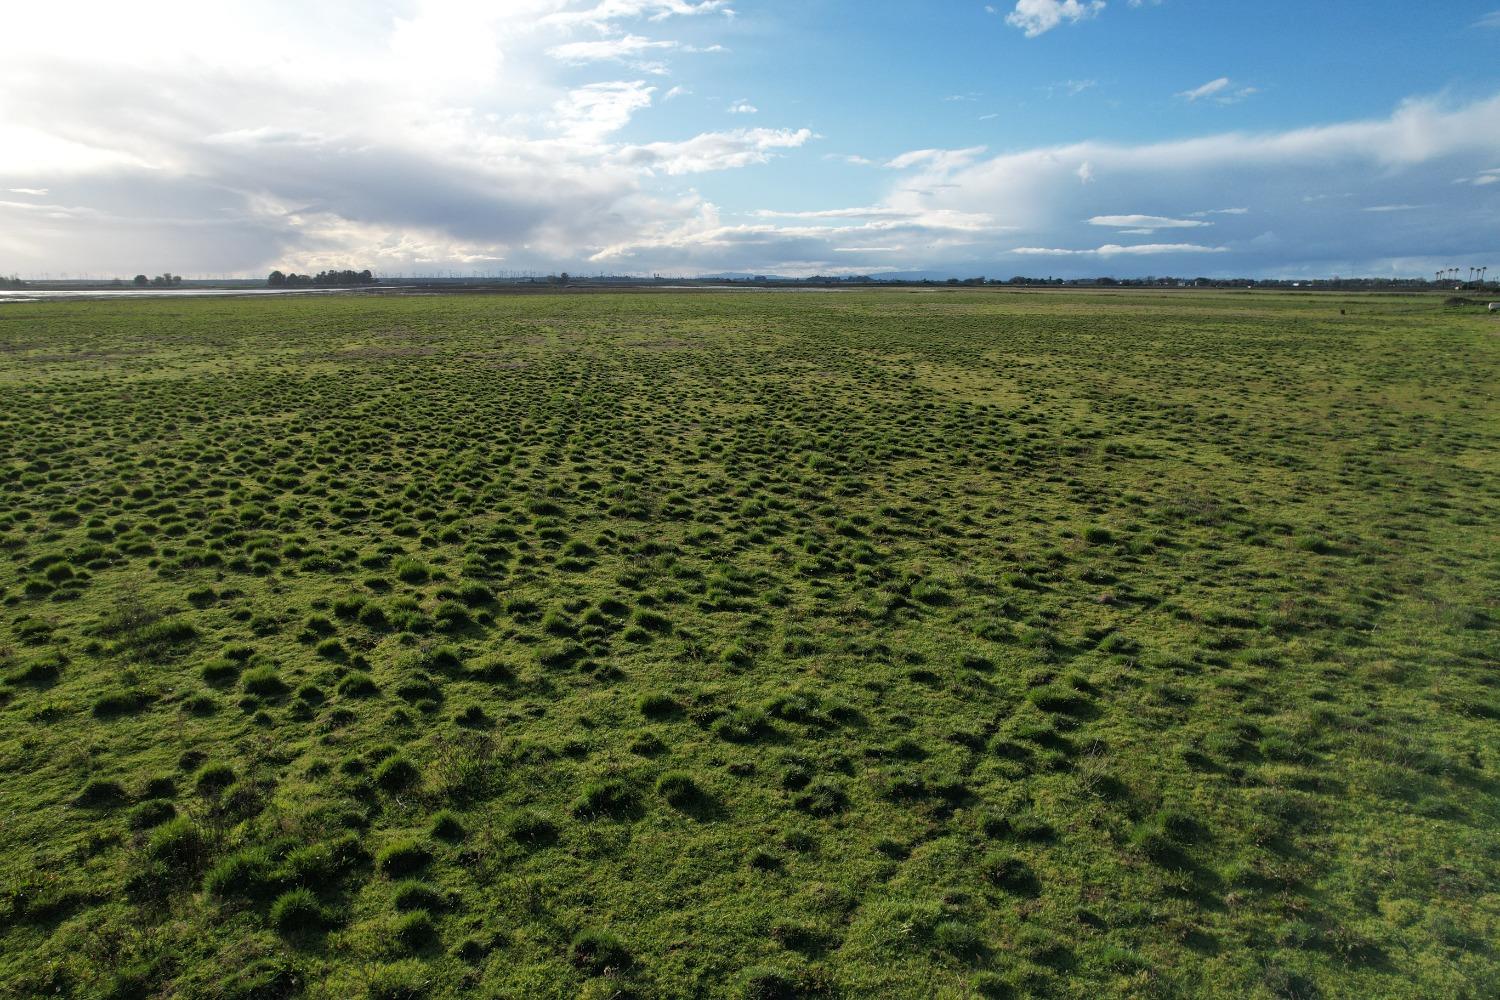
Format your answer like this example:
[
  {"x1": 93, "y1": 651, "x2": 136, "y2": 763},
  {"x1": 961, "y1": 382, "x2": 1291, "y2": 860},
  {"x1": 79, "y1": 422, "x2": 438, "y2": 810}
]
[{"x1": 0, "y1": 286, "x2": 387, "y2": 304}]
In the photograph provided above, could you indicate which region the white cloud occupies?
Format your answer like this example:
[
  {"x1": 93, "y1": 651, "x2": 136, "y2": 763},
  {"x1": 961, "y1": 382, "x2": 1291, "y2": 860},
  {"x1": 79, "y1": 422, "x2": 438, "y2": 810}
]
[
  {"x1": 1089, "y1": 214, "x2": 1212, "y2": 229},
  {"x1": 588, "y1": 205, "x2": 998, "y2": 272},
  {"x1": 727, "y1": 101, "x2": 758, "y2": 114},
  {"x1": 614, "y1": 128, "x2": 812, "y2": 174},
  {"x1": 543, "y1": 0, "x2": 731, "y2": 30},
  {"x1": 554, "y1": 81, "x2": 657, "y2": 142},
  {"x1": 1012, "y1": 243, "x2": 1227, "y2": 255},
  {"x1": 1474, "y1": 10, "x2": 1500, "y2": 28},
  {"x1": 1178, "y1": 77, "x2": 1258, "y2": 104},
  {"x1": 1047, "y1": 79, "x2": 1098, "y2": 97},
  {"x1": 1178, "y1": 77, "x2": 1229, "y2": 101},
  {"x1": 753, "y1": 207, "x2": 919, "y2": 219},
  {"x1": 547, "y1": 34, "x2": 678, "y2": 64},
  {"x1": 1456, "y1": 167, "x2": 1500, "y2": 186},
  {"x1": 887, "y1": 146, "x2": 988, "y2": 171},
  {"x1": 1005, "y1": 0, "x2": 1106, "y2": 37},
  {"x1": 546, "y1": 31, "x2": 721, "y2": 72}
]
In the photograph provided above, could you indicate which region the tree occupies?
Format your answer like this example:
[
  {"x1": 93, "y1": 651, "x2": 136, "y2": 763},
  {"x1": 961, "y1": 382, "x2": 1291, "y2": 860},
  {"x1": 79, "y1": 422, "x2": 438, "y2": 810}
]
[
  {"x1": 133, "y1": 275, "x2": 149, "y2": 287},
  {"x1": 265, "y1": 268, "x2": 376, "y2": 288}
]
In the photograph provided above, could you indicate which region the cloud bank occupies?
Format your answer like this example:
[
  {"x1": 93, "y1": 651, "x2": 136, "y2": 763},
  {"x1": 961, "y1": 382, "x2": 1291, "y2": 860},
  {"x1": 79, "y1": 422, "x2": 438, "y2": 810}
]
[{"x1": 588, "y1": 93, "x2": 1500, "y2": 277}]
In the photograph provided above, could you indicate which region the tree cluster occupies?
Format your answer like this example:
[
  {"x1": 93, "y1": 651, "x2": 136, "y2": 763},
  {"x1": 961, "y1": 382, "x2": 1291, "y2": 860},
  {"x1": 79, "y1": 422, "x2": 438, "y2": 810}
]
[
  {"x1": 267, "y1": 269, "x2": 377, "y2": 288},
  {"x1": 134, "y1": 274, "x2": 183, "y2": 288},
  {"x1": 0, "y1": 274, "x2": 26, "y2": 289}
]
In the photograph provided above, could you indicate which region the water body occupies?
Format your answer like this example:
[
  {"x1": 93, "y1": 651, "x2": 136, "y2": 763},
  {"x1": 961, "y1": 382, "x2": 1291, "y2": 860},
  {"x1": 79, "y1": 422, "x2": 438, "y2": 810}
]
[{"x1": 0, "y1": 287, "x2": 371, "y2": 304}]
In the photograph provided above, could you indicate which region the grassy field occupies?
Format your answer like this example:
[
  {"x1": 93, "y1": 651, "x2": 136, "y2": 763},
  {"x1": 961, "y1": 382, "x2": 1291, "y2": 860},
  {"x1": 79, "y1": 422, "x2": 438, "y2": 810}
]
[{"x1": 0, "y1": 288, "x2": 1495, "y2": 999}]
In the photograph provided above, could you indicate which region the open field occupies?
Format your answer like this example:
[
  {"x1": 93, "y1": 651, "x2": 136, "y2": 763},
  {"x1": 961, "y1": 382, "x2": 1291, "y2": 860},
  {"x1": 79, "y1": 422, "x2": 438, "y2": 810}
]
[{"x1": 0, "y1": 289, "x2": 1496, "y2": 999}]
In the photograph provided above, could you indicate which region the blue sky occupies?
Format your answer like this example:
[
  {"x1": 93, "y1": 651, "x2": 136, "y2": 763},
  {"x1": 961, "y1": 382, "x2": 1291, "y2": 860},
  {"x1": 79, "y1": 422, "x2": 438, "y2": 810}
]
[{"x1": 2, "y1": 1, "x2": 1498, "y2": 278}]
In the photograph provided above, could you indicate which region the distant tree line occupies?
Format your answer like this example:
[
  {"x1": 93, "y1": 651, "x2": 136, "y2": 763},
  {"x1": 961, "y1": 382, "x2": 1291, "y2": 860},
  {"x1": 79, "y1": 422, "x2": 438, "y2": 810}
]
[
  {"x1": 0, "y1": 274, "x2": 26, "y2": 289},
  {"x1": 134, "y1": 273, "x2": 183, "y2": 287},
  {"x1": 716, "y1": 274, "x2": 1483, "y2": 290},
  {"x1": 267, "y1": 269, "x2": 377, "y2": 288}
]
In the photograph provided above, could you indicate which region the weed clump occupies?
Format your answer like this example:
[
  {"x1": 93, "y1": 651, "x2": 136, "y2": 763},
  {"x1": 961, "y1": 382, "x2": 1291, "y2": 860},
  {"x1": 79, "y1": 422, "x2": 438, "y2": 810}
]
[
  {"x1": 376, "y1": 840, "x2": 433, "y2": 878},
  {"x1": 194, "y1": 762, "x2": 236, "y2": 795},
  {"x1": 1130, "y1": 808, "x2": 1207, "y2": 869},
  {"x1": 337, "y1": 672, "x2": 380, "y2": 698},
  {"x1": 935, "y1": 920, "x2": 985, "y2": 961},
  {"x1": 429, "y1": 810, "x2": 465, "y2": 841},
  {"x1": 738, "y1": 965, "x2": 803, "y2": 1000},
  {"x1": 241, "y1": 666, "x2": 288, "y2": 698},
  {"x1": 638, "y1": 692, "x2": 680, "y2": 720},
  {"x1": 570, "y1": 929, "x2": 632, "y2": 975},
  {"x1": 656, "y1": 771, "x2": 703, "y2": 808},
  {"x1": 572, "y1": 780, "x2": 638, "y2": 820},
  {"x1": 128, "y1": 799, "x2": 176, "y2": 830},
  {"x1": 394, "y1": 909, "x2": 437, "y2": 951},
  {"x1": 203, "y1": 846, "x2": 277, "y2": 900},
  {"x1": 74, "y1": 778, "x2": 128, "y2": 808},
  {"x1": 92, "y1": 690, "x2": 150, "y2": 718},
  {"x1": 982, "y1": 853, "x2": 1041, "y2": 896},
  {"x1": 506, "y1": 810, "x2": 559, "y2": 847},
  {"x1": 364, "y1": 960, "x2": 429, "y2": 1000},
  {"x1": 393, "y1": 880, "x2": 446, "y2": 912},
  {"x1": 270, "y1": 887, "x2": 327, "y2": 933},
  {"x1": 146, "y1": 816, "x2": 205, "y2": 873},
  {"x1": 373, "y1": 754, "x2": 420, "y2": 792},
  {"x1": 714, "y1": 707, "x2": 775, "y2": 744},
  {"x1": 794, "y1": 779, "x2": 849, "y2": 816}
]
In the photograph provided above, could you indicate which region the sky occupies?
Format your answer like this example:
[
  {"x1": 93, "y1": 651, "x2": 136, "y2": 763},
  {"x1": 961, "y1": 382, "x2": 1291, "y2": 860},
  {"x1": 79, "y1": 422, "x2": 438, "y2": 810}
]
[{"x1": 2, "y1": 1, "x2": 1499, "y2": 279}]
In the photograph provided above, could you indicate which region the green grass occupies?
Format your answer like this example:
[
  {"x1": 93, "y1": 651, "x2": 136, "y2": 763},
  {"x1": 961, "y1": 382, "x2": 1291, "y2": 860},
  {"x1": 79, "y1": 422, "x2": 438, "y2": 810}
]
[{"x1": 0, "y1": 288, "x2": 1496, "y2": 998}]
